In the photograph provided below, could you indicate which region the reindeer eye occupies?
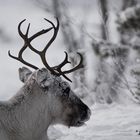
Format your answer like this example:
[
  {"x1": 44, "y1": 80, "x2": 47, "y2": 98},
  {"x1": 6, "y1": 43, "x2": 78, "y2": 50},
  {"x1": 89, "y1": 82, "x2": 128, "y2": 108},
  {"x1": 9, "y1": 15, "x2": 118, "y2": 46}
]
[
  {"x1": 62, "y1": 87, "x2": 70, "y2": 97},
  {"x1": 64, "y1": 87, "x2": 70, "y2": 94}
]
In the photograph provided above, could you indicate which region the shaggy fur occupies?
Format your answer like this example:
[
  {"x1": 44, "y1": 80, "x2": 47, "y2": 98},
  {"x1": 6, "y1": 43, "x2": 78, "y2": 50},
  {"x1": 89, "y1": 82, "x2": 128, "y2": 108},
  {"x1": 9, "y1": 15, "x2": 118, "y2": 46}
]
[{"x1": 0, "y1": 67, "x2": 91, "y2": 140}]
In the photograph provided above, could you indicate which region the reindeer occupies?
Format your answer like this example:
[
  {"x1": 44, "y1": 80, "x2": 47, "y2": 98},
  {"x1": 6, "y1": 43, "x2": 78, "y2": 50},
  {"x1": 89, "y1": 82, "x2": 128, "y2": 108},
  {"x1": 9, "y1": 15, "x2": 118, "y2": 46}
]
[{"x1": 0, "y1": 18, "x2": 91, "y2": 140}]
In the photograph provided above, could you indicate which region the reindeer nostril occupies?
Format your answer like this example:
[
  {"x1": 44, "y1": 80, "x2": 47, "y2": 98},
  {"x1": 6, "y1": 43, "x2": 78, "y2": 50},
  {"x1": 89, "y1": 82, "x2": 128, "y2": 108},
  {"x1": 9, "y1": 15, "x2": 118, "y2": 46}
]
[
  {"x1": 80, "y1": 108, "x2": 91, "y2": 122},
  {"x1": 77, "y1": 102, "x2": 91, "y2": 122},
  {"x1": 81, "y1": 110, "x2": 87, "y2": 120}
]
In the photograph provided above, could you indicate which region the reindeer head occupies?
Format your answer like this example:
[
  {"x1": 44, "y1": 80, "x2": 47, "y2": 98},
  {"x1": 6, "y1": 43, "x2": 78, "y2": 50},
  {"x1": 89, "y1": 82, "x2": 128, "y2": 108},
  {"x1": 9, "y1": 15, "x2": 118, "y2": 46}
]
[
  {"x1": 8, "y1": 18, "x2": 91, "y2": 127},
  {"x1": 19, "y1": 67, "x2": 91, "y2": 127}
]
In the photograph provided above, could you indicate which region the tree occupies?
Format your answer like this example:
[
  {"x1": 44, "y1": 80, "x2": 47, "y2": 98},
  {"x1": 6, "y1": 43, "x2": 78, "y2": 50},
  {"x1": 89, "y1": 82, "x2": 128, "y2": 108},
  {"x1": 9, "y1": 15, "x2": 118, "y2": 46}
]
[
  {"x1": 98, "y1": 0, "x2": 109, "y2": 40},
  {"x1": 118, "y1": 4, "x2": 140, "y2": 103}
]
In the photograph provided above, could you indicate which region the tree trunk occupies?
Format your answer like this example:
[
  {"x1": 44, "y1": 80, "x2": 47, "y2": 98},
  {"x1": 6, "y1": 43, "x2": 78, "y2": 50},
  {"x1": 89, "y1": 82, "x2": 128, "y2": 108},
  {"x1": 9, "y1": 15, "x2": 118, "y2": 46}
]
[
  {"x1": 98, "y1": 0, "x2": 109, "y2": 40},
  {"x1": 51, "y1": 0, "x2": 87, "y2": 95}
]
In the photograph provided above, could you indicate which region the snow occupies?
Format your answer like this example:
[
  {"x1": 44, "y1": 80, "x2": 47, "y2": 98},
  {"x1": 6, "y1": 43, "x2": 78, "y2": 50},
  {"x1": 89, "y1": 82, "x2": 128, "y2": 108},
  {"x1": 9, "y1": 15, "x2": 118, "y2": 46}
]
[
  {"x1": 48, "y1": 104, "x2": 140, "y2": 140},
  {"x1": 118, "y1": 5, "x2": 140, "y2": 24},
  {"x1": 0, "y1": 1, "x2": 140, "y2": 140}
]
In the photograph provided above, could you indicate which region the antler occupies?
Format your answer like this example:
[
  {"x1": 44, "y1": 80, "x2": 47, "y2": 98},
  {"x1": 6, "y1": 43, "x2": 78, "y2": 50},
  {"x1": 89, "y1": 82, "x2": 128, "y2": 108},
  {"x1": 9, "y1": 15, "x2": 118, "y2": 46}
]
[
  {"x1": 8, "y1": 18, "x2": 84, "y2": 82},
  {"x1": 53, "y1": 52, "x2": 84, "y2": 82}
]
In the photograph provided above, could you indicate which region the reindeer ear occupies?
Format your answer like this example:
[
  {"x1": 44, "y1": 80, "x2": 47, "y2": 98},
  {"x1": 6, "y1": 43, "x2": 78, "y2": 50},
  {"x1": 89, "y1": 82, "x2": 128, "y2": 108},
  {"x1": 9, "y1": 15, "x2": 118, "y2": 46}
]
[
  {"x1": 36, "y1": 68, "x2": 52, "y2": 89},
  {"x1": 19, "y1": 67, "x2": 32, "y2": 83}
]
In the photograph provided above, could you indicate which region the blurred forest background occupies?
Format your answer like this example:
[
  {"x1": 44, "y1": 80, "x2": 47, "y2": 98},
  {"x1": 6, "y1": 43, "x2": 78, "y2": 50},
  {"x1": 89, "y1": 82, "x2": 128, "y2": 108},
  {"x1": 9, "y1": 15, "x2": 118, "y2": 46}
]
[{"x1": 1, "y1": 0, "x2": 140, "y2": 106}]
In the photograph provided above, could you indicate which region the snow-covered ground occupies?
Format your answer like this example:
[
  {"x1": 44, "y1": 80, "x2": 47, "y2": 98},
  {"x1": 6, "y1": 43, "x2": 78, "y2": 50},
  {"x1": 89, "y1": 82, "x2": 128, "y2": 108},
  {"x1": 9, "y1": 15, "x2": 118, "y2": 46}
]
[
  {"x1": 48, "y1": 104, "x2": 140, "y2": 140},
  {"x1": 0, "y1": 1, "x2": 140, "y2": 140}
]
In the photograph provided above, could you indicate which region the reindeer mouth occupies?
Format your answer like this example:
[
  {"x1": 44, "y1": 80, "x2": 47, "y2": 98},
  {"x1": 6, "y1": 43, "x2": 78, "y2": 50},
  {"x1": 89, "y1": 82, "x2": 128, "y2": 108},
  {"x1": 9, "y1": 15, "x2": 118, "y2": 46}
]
[
  {"x1": 75, "y1": 120, "x2": 85, "y2": 127},
  {"x1": 67, "y1": 107, "x2": 91, "y2": 127},
  {"x1": 69, "y1": 118, "x2": 86, "y2": 127},
  {"x1": 68, "y1": 111, "x2": 91, "y2": 127}
]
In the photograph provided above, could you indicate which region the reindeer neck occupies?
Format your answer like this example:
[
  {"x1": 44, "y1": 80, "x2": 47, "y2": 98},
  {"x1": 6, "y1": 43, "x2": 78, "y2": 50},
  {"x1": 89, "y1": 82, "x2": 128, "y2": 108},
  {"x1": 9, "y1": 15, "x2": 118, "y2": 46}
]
[{"x1": 0, "y1": 81, "x2": 52, "y2": 140}]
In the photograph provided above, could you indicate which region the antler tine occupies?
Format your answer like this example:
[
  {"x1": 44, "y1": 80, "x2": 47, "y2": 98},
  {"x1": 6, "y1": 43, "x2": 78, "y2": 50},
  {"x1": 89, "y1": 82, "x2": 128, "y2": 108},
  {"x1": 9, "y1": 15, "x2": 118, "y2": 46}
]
[
  {"x1": 18, "y1": 19, "x2": 27, "y2": 38},
  {"x1": 25, "y1": 23, "x2": 30, "y2": 37},
  {"x1": 43, "y1": 18, "x2": 59, "y2": 52},
  {"x1": 44, "y1": 18, "x2": 56, "y2": 29},
  {"x1": 53, "y1": 51, "x2": 71, "y2": 70},
  {"x1": 8, "y1": 19, "x2": 39, "y2": 70},
  {"x1": 8, "y1": 50, "x2": 38, "y2": 70},
  {"x1": 62, "y1": 74, "x2": 72, "y2": 82},
  {"x1": 60, "y1": 52, "x2": 84, "y2": 74}
]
